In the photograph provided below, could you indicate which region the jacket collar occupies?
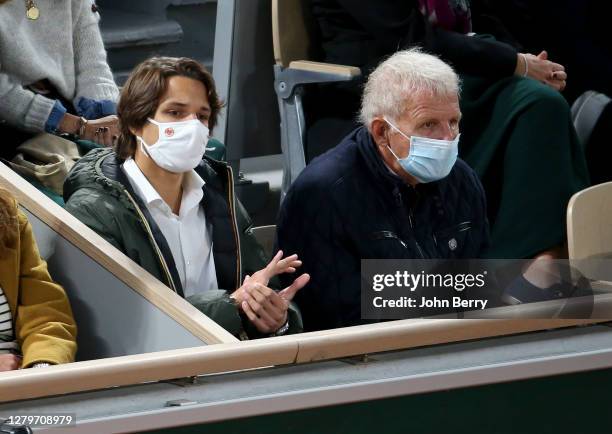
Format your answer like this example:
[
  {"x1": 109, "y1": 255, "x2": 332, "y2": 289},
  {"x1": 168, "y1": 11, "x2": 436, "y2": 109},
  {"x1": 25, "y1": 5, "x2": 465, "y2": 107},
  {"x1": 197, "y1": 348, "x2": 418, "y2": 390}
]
[
  {"x1": 121, "y1": 158, "x2": 205, "y2": 217},
  {"x1": 355, "y1": 125, "x2": 448, "y2": 199}
]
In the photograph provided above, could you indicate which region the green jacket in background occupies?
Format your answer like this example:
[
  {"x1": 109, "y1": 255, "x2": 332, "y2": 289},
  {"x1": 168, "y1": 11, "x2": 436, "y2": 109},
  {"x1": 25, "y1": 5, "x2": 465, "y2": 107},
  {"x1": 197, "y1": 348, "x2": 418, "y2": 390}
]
[{"x1": 63, "y1": 147, "x2": 302, "y2": 339}]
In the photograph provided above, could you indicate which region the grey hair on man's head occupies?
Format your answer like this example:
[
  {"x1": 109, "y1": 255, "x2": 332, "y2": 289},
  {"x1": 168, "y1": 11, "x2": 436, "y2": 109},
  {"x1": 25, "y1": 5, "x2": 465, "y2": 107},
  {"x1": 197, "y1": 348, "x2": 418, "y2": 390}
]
[{"x1": 359, "y1": 48, "x2": 460, "y2": 128}]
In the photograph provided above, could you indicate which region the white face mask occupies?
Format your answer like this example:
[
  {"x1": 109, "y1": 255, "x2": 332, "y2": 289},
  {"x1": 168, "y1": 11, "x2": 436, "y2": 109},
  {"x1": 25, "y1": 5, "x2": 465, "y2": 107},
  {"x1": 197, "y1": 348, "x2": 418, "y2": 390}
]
[{"x1": 137, "y1": 118, "x2": 209, "y2": 173}]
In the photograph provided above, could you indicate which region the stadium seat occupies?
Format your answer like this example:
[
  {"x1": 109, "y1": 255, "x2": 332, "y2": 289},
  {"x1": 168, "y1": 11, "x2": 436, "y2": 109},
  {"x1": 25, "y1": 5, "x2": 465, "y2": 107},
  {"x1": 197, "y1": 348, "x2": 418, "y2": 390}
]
[
  {"x1": 272, "y1": 0, "x2": 361, "y2": 197},
  {"x1": 250, "y1": 225, "x2": 276, "y2": 259},
  {"x1": 567, "y1": 181, "x2": 612, "y2": 290},
  {"x1": 571, "y1": 91, "x2": 611, "y2": 148}
]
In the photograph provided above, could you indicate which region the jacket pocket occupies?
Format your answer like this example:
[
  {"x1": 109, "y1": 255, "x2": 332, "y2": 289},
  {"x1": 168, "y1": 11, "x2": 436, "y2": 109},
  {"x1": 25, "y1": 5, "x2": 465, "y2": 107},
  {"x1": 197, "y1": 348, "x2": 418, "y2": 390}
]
[
  {"x1": 433, "y1": 221, "x2": 472, "y2": 257},
  {"x1": 366, "y1": 230, "x2": 410, "y2": 257}
]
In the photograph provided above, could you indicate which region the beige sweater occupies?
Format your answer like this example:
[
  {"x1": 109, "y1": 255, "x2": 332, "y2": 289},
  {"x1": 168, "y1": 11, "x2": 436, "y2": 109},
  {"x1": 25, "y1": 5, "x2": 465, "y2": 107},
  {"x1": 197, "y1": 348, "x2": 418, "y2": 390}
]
[{"x1": 0, "y1": 0, "x2": 119, "y2": 132}]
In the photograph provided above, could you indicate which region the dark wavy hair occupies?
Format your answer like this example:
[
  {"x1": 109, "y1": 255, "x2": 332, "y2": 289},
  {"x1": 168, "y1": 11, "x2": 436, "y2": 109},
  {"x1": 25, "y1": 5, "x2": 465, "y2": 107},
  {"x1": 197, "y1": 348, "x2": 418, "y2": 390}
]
[
  {"x1": 115, "y1": 56, "x2": 224, "y2": 160},
  {"x1": 0, "y1": 188, "x2": 18, "y2": 257}
]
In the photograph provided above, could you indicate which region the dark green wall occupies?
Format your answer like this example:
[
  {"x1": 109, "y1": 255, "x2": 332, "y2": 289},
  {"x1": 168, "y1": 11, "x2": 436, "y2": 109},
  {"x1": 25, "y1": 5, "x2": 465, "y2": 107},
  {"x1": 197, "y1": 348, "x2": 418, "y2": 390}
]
[{"x1": 147, "y1": 367, "x2": 612, "y2": 434}]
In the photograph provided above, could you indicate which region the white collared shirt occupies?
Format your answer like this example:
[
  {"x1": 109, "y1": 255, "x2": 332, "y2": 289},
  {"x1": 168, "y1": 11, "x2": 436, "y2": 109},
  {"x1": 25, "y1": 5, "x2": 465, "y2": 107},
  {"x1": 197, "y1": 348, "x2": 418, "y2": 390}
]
[{"x1": 122, "y1": 158, "x2": 218, "y2": 297}]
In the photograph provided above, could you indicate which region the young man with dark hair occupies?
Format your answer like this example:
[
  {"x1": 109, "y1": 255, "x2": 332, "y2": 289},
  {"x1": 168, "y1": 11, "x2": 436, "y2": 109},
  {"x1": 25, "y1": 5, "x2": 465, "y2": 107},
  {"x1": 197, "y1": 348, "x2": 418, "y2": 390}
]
[{"x1": 64, "y1": 57, "x2": 307, "y2": 339}]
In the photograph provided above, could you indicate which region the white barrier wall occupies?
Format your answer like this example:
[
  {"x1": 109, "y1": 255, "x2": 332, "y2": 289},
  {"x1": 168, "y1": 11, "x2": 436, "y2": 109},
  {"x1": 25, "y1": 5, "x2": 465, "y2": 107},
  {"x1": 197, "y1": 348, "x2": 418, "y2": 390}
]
[{"x1": 26, "y1": 210, "x2": 207, "y2": 361}]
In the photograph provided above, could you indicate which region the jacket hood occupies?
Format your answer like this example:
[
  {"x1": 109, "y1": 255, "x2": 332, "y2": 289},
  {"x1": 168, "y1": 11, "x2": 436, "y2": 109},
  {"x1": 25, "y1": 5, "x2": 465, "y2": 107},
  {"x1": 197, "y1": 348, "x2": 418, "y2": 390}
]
[
  {"x1": 63, "y1": 148, "x2": 126, "y2": 204},
  {"x1": 355, "y1": 126, "x2": 404, "y2": 188},
  {"x1": 64, "y1": 148, "x2": 231, "y2": 204}
]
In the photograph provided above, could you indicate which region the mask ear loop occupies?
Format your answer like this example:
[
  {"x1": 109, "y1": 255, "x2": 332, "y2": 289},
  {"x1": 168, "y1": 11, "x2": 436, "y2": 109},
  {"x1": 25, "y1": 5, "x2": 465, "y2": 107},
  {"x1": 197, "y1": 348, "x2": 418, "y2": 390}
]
[
  {"x1": 386, "y1": 142, "x2": 402, "y2": 161},
  {"x1": 138, "y1": 118, "x2": 163, "y2": 154},
  {"x1": 383, "y1": 117, "x2": 410, "y2": 140},
  {"x1": 137, "y1": 136, "x2": 153, "y2": 159},
  {"x1": 383, "y1": 117, "x2": 412, "y2": 160},
  {"x1": 200, "y1": 125, "x2": 214, "y2": 152}
]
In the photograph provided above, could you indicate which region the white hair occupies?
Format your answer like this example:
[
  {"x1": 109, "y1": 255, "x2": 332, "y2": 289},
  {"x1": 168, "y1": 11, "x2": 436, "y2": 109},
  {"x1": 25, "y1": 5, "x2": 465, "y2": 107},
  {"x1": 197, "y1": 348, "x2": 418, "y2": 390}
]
[{"x1": 359, "y1": 48, "x2": 460, "y2": 128}]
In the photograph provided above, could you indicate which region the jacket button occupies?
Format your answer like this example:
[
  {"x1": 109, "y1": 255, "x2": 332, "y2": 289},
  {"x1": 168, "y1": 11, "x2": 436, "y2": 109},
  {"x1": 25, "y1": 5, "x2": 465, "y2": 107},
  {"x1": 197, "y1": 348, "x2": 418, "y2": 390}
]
[{"x1": 448, "y1": 238, "x2": 458, "y2": 251}]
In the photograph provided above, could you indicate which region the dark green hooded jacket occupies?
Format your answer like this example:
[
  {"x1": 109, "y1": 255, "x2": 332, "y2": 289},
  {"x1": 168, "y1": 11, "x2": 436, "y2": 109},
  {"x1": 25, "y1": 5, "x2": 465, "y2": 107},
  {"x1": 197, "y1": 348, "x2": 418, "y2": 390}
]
[{"x1": 63, "y1": 148, "x2": 302, "y2": 339}]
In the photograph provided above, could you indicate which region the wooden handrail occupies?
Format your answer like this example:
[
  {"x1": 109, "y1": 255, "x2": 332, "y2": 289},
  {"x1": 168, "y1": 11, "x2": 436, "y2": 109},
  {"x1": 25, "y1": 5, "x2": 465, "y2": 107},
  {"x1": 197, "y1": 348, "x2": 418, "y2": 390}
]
[{"x1": 0, "y1": 309, "x2": 607, "y2": 402}]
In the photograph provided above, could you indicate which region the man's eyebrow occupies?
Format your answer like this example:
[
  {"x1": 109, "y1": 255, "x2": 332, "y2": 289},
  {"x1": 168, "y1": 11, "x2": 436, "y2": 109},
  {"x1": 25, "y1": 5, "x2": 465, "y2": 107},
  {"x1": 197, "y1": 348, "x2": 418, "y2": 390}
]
[
  {"x1": 162, "y1": 101, "x2": 188, "y2": 107},
  {"x1": 162, "y1": 101, "x2": 211, "y2": 112}
]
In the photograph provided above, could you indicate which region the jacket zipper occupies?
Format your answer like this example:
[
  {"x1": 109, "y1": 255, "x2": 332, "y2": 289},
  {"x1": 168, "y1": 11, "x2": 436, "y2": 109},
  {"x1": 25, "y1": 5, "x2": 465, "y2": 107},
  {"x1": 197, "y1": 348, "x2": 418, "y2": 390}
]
[
  {"x1": 393, "y1": 187, "x2": 425, "y2": 258},
  {"x1": 409, "y1": 211, "x2": 426, "y2": 259},
  {"x1": 226, "y1": 166, "x2": 242, "y2": 288},
  {"x1": 371, "y1": 231, "x2": 408, "y2": 249},
  {"x1": 123, "y1": 189, "x2": 178, "y2": 293}
]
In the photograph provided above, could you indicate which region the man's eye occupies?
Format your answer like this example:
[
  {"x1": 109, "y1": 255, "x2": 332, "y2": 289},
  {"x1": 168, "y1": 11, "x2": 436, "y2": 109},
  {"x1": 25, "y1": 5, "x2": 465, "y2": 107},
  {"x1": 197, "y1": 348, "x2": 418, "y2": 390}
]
[
  {"x1": 423, "y1": 121, "x2": 436, "y2": 129},
  {"x1": 198, "y1": 114, "x2": 209, "y2": 121}
]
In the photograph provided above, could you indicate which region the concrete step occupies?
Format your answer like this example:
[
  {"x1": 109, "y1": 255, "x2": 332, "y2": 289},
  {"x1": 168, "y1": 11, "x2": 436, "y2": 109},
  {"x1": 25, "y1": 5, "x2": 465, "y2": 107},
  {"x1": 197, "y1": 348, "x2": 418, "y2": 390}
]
[
  {"x1": 98, "y1": 2, "x2": 216, "y2": 84},
  {"x1": 99, "y1": 9, "x2": 183, "y2": 49},
  {"x1": 169, "y1": 0, "x2": 217, "y2": 5}
]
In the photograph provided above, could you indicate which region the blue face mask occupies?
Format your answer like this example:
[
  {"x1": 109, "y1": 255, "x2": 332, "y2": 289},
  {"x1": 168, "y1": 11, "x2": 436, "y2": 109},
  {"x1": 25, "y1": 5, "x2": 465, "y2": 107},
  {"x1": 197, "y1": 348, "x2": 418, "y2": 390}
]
[{"x1": 384, "y1": 118, "x2": 459, "y2": 183}]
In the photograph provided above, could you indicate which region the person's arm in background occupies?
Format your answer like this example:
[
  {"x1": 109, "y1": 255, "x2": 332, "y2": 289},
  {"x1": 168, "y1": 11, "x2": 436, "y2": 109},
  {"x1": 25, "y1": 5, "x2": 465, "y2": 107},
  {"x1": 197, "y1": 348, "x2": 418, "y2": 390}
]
[
  {"x1": 55, "y1": 0, "x2": 120, "y2": 146},
  {"x1": 0, "y1": 1, "x2": 119, "y2": 137},
  {"x1": 0, "y1": 67, "x2": 120, "y2": 143},
  {"x1": 15, "y1": 210, "x2": 77, "y2": 368},
  {"x1": 71, "y1": 0, "x2": 119, "y2": 117},
  {"x1": 333, "y1": 0, "x2": 518, "y2": 77},
  {"x1": 333, "y1": 0, "x2": 566, "y2": 89},
  {"x1": 0, "y1": 68, "x2": 61, "y2": 134}
]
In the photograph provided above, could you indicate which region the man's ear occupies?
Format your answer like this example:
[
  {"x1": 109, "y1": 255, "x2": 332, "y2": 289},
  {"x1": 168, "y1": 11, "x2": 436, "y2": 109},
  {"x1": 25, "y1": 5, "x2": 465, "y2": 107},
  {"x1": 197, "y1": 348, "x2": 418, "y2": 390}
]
[{"x1": 370, "y1": 118, "x2": 390, "y2": 149}]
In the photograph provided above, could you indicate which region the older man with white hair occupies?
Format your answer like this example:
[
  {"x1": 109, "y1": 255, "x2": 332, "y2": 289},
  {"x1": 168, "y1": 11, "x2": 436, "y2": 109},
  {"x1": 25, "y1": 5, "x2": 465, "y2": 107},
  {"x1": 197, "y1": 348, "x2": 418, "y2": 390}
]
[{"x1": 276, "y1": 49, "x2": 490, "y2": 331}]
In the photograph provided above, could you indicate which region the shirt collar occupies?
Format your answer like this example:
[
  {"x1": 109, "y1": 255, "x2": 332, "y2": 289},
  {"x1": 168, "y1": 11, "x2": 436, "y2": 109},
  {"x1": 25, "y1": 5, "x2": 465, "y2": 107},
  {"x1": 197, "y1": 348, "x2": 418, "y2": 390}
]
[
  {"x1": 179, "y1": 169, "x2": 205, "y2": 216},
  {"x1": 122, "y1": 158, "x2": 163, "y2": 206},
  {"x1": 122, "y1": 158, "x2": 205, "y2": 215}
]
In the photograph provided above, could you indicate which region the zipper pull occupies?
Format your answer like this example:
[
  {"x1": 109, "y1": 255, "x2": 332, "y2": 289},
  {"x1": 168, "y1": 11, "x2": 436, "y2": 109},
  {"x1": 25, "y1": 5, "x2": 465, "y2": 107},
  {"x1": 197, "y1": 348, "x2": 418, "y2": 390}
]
[{"x1": 393, "y1": 187, "x2": 403, "y2": 207}]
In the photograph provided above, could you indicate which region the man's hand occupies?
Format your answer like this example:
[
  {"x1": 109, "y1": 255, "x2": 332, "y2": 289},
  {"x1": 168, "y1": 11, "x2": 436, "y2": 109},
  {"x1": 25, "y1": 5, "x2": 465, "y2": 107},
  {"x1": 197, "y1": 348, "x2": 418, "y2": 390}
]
[
  {"x1": 239, "y1": 273, "x2": 310, "y2": 334},
  {"x1": 250, "y1": 250, "x2": 302, "y2": 286},
  {"x1": 0, "y1": 354, "x2": 21, "y2": 371},
  {"x1": 229, "y1": 250, "x2": 309, "y2": 334},
  {"x1": 231, "y1": 250, "x2": 302, "y2": 305}
]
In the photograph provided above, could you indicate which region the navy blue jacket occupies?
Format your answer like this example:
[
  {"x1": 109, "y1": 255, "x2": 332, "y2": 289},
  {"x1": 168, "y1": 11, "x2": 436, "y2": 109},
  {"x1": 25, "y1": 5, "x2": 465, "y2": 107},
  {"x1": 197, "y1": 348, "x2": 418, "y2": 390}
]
[{"x1": 276, "y1": 126, "x2": 490, "y2": 331}]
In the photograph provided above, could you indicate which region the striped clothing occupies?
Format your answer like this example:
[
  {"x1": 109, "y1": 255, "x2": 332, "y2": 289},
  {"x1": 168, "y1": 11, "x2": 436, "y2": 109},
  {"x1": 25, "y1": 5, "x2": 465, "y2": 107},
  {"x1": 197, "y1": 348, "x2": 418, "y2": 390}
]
[{"x1": 0, "y1": 286, "x2": 20, "y2": 355}]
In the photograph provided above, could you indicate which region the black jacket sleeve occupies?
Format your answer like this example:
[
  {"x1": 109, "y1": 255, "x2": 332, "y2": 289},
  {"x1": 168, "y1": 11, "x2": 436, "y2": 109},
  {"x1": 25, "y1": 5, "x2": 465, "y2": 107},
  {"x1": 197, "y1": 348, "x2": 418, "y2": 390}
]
[
  {"x1": 316, "y1": 0, "x2": 517, "y2": 77},
  {"x1": 276, "y1": 178, "x2": 365, "y2": 331}
]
